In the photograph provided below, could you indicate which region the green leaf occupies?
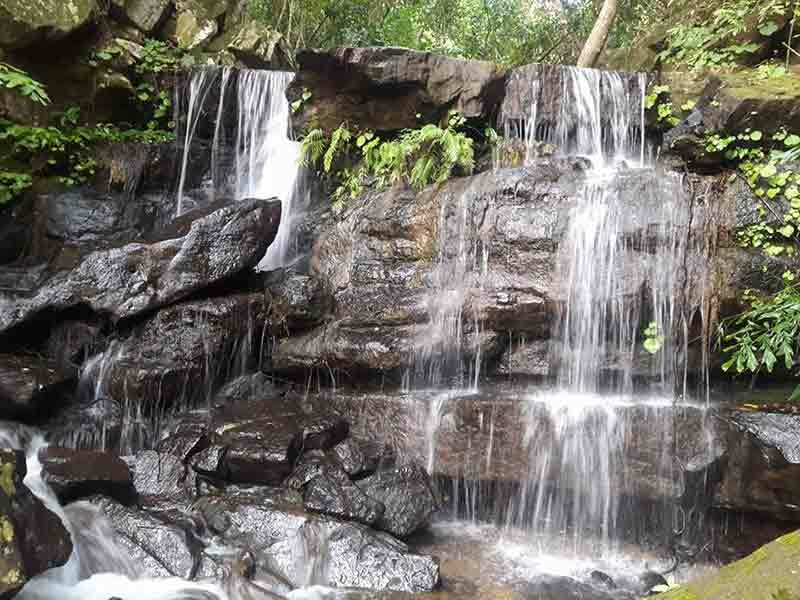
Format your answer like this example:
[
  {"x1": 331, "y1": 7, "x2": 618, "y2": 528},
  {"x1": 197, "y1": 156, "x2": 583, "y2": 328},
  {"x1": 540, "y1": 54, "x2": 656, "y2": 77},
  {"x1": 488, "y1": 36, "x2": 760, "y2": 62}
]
[{"x1": 758, "y1": 21, "x2": 780, "y2": 36}]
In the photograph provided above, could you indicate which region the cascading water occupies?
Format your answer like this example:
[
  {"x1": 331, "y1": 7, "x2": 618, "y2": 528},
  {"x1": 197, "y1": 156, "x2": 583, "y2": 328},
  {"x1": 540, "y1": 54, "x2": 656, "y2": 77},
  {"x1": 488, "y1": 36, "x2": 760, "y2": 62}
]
[
  {"x1": 175, "y1": 68, "x2": 301, "y2": 270},
  {"x1": 417, "y1": 65, "x2": 715, "y2": 561}
]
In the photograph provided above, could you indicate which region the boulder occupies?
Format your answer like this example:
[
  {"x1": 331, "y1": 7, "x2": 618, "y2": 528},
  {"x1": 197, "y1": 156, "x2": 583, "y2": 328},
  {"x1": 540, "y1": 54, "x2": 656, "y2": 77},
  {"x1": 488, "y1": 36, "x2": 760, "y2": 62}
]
[
  {"x1": 207, "y1": 375, "x2": 349, "y2": 486},
  {"x1": 300, "y1": 460, "x2": 385, "y2": 526},
  {"x1": 0, "y1": 354, "x2": 75, "y2": 420},
  {"x1": 0, "y1": 198, "x2": 280, "y2": 337},
  {"x1": 331, "y1": 439, "x2": 366, "y2": 476},
  {"x1": 110, "y1": 0, "x2": 171, "y2": 33},
  {"x1": 226, "y1": 22, "x2": 289, "y2": 69},
  {"x1": 38, "y1": 447, "x2": 135, "y2": 505},
  {"x1": 132, "y1": 450, "x2": 191, "y2": 508},
  {"x1": 93, "y1": 292, "x2": 269, "y2": 413},
  {"x1": 92, "y1": 496, "x2": 199, "y2": 578},
  {"x1": 194, "y1": 487, "x2": 440, "y2": 592},
  {"x1": 288, "y1": 47, "x2": 507, "y2": 135},
  {"x1": 0, "y1": 449, "x2": 72, "y2": 597},
  {"x1": 171, "y1": 0, "x2": 232, "y2": 50},
  {"x1": 651, "y1": 529, "x2": 800, "y2": 600},
  {"x1": 356, "y1": 463, "x2": 438, "y2": 537},
  {"x1": 0, "y1": 0, "x2": 99, "y2": 49}
]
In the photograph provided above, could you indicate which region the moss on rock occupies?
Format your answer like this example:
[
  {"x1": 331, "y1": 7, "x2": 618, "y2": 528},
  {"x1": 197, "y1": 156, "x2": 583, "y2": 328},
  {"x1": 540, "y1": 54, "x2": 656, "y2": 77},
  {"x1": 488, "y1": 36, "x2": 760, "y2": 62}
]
[
  {"x1": 0, "y1": 0, "x2": 99, "y2": 50},
  {"x1": 653, "y1": 530, "x2": 800, "y2": 600}
]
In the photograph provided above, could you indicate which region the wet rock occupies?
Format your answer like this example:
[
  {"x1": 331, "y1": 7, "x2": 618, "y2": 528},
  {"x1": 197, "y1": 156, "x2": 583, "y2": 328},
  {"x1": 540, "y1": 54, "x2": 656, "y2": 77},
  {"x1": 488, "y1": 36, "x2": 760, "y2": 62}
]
[
  {"x1": 0, "y1": 449, "x2": 72, "y2": 597},
  {"x1": 494, "y1": 339, "x2": 550, "y2": 378},
  {"x1": 640, "y1": 571, "x2": 668, "y2": 595},
  {"x1": 267, "y1": 272, "x2": 331, "y2": 331},
  {"x1": 38, "y1": 447, "x2": 135, "y2": 505},
  {"x1": 356, "y1": 463, "x2": 438, "y2": 537},
  {"x1": 99, "y1": 291, "x2": 269, "y2": 412},
  {"x1": 190, "y1": 445, "x2": 227, "y2": 478},
  {"x1": 513, "y1": 576, "x2": 621, "y2": 600},
  {"x1": 195, "y1": 488, "x2": 439, "y2": 592},
  {"x1": 0, "y1": 198, "x2": 280, "y2": 337},
  {"x1": 331, "y1": 439, "x2": 366, "y2": 476},
  {"x1": 156, "y1": 418, "x2": 211, "y2": 463},
  {"x1": 0, "y1": 0, "x2": 99, "y2": 49},
  {"x1": 93, "y1": 496, "x2": 199, "y2": 578},
  {"x1": 289, "y1": 47, "x2": 506, "y2": 135},
  {"x1": 302, "y1": 461, "x2": 385, "y2": 526},
  {"x1": 715, "y1": 409, "x2": 800, "y2": 521},
  {"x1": 591, "y1": 570, "x2": 617, "y2": 589},
  {"x1": 0, "y1": 354, "x2": 75, "y2": 420},
  {"x1": 211, "y1": 377, "x2": 349, "y2": 486},
  {"x1": 132, "y1": 450, "x2": 191, "y2": 508}
]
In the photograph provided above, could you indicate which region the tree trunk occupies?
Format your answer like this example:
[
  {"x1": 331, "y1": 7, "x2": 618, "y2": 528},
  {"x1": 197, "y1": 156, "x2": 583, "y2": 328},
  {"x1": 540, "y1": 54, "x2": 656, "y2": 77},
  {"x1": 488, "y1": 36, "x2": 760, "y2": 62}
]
[{"x1": 576, "y1": 0, "x2": 619, "y2": 69}]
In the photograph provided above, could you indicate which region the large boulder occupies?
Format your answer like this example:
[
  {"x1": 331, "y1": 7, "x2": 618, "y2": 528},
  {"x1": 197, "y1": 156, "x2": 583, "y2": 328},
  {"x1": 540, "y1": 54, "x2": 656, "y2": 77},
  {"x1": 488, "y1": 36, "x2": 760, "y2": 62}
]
[
  {"x1": 0, "y1": 449, "x2": 72, "y2": 598},
  {"x1": 288, "y1": 47, "x2": 507, "y2": 135},
  {"x1": 90, "y1": 291, "x2": 269, "y2": 417},
  {"x1": 0, "y1": 198, "x2": 280, "y2": 337},
  {"x1": 651, "y1": 529, "x2": 800, "y2": 600},
  {"x1": 0, "y1": 0, "x2": 99, "y2": 49},
  {"x1": 38, "y1": 447, "x2": 135, "y2": 505},
  {"x1": 356, "y1": 463, "x2": 438, "y2": 538},
  {"x1": 194, "y1": 487, "x2": 440, "y2": 592}
]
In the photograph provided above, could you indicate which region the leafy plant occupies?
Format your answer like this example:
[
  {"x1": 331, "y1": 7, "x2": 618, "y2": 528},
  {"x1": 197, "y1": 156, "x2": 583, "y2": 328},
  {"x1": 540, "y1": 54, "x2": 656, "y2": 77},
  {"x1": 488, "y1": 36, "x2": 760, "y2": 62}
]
[
  {"x1": 0, "y1": 171, "x2": 32, "y2": 205},
  {"x1": 0, "y1": 63, "x2": 50, "y2": 106},
  {"x1": 719, "y1": 285, "x2": 800, "y2": 377},
  {"x1": 643, "y1": 321, "x2": 665, "y2": 354},
  {"x1": 300, "y1": 112, "x2": 475, "y2": 208},
  {"x1": 659, "y1": 0, "x2": 790, "y2": 70},
  {"x1": 135, "y1": 39, "x2": 181, "y2": 75},
  {"x1": 291, "y1": 88, "x2": 313, "y2": 114}
]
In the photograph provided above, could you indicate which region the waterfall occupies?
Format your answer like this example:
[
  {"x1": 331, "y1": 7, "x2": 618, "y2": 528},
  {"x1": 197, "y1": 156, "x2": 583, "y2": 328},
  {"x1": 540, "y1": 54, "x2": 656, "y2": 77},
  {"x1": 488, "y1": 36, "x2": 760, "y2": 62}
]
[{"x1": 175, "y1": 68, "x2": 301, "y2": 270}]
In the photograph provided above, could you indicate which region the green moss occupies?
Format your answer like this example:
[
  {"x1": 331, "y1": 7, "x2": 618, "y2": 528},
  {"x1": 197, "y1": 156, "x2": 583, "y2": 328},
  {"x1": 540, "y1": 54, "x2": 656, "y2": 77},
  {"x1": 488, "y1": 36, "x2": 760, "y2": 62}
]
[
  {"x1": 0, "y1": 0, "x2": 98, "y2": 47},
  {"x1": 0, "y1": 463, "x2": 15, "y2": 497},
  {"x1": 721, "y1": 72, "x2": 800, "y2": 101}
]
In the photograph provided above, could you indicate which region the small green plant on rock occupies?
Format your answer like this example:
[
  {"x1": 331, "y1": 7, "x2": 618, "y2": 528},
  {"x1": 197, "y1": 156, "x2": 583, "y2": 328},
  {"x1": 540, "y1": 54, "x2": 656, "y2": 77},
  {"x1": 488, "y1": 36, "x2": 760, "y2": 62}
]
[
  {"x1": 300, "y1": 113, "x2": 475, "y2": 210},
  {"x1": 0, "y1": 172, "x2": 32, "y2": 205},
  {"x1": 0, "y1": 63, "x2": 49, "y2": 106},
  {"x1": 643, "y1": 321, "x2": 665, "y2": 354}
]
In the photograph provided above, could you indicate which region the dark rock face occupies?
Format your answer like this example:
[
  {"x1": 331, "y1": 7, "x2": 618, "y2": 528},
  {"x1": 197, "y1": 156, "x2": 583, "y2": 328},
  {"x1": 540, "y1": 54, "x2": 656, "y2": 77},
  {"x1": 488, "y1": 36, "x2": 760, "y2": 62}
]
[
  {"x1": 194, "y1": 488, "x2": 440, "y2": 592},
  {"x1": 0, "y1": 354, "x2": 75, "y2": 420},
  {"x1": 38, "y1": 447, "x2": 135, "y2": 505},
  {"x1": 0, "y1": 449, "x2": 72, "y2": 597},
  {"x1": 715, "y1": 410, "x2": 800, "y2": 521},
  {"x1": 209, "y1": 375, "x2": 349, "y2": 486},
  {"x1": 356, "y1": 463, "x2": 438, "y2": 538},
  {"x1": 97, "y1": 291, "x2": 269, "y2": 414},
  {"x1": 0, "y1": 198, "x2": 280, "y2": 337},
  {"x1": 288, "y1": 47, "x2": 507, "y2": 135}
]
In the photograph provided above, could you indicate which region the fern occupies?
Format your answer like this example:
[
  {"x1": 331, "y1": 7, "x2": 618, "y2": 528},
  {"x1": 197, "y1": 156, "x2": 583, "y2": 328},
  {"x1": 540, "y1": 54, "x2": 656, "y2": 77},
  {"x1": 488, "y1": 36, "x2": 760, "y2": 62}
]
[
  {"x1": 323, "y1": 124, "x2": 352, "y2": 173},
  {"x1": 299, "y1": 128, "x2": 327, "y2": 167}
]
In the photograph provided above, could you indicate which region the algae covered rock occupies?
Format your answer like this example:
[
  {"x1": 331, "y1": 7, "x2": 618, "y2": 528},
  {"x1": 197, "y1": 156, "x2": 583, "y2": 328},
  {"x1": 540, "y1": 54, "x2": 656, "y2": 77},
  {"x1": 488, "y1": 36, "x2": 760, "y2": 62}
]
[
  {"x1": 110, "y1": 0, "x2": 171, "y2": 33},
  {"x1": 0, "y1": 449, "x2": 72, "y2": 598},
  {"x1": 0, "y1": 0, "x2": 99, "y2": 49},
  {"x1": 652, "y1": 530, "x2": 800, "y2": 600}
]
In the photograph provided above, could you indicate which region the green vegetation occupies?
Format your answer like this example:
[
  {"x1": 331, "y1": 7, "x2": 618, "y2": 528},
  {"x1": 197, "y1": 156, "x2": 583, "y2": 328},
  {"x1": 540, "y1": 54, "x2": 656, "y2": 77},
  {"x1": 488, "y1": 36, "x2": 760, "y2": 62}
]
[
  {"x1": 248, "y1": 0, "x2": 662, "y2": 66},
  {"x1": 657, "y1": 0, "x2": 792, "y2": 69},
  {"x1": 300, "y1": 112, "x2": 475, "y2": 209},
  {"x1": 0, "y1": 41, "x2": 180, "y2": 207}
]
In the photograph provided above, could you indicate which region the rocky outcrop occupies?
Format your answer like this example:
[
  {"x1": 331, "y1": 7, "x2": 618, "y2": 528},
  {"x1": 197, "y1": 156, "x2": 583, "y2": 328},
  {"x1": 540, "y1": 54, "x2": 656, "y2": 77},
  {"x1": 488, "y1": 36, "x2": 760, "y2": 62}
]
[
  {"x1": 288, "y1": 47, "x2": 507, "y2": 134},
  {"x1": 194, "y1": 487, "x2": 440, "y2": 592},
  {"x1": 0, "y1": 449, "x2": 72, "y2": 598},
  {"x1": 0, "y1": 0, "x2": 99, "y2": 49},
  {"x1": 0, "y1": 198, "x2": 280, "y2": 338},
  {"x1": 111, "y1": 0, "x2": 171, "y2": 33}
]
